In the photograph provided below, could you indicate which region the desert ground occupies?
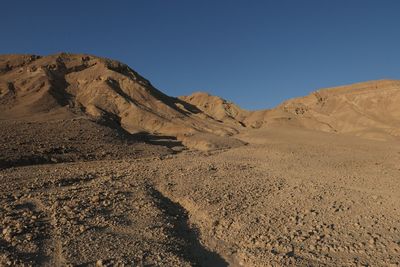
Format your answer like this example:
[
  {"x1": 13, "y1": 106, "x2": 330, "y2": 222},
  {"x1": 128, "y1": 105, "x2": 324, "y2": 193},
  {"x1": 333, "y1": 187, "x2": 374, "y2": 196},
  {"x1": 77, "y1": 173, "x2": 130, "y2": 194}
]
[
  {"x1": 1, "y1": 126, "x2": 399, "y2": 266},
  {"x1": 1, "y1": 54, "x2": 400, "y2": 266}
]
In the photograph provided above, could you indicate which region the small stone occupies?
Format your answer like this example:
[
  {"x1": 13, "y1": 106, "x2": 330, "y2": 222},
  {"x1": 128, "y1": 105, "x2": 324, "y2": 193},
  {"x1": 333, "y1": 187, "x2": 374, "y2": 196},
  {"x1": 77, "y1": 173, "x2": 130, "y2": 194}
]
[
  {"x1": 25, "y1": 233, "x2": 33, "y2": 241},
  {"x1": 207, "y1": 164, "x2": 217, "y2": 171},
  {"x1": 91, "y1": 195, "x2": 100, "y2": 203},
  {"x1": 3, "y1": 227, "x2": 11, "y2": 235}
]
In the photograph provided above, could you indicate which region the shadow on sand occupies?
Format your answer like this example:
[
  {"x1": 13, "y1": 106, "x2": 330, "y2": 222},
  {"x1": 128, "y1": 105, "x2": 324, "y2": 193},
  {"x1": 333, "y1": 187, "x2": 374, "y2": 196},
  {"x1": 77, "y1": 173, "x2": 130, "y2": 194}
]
[{"x1": 149, "y1": 187, "x2": 229, "y2": 267}]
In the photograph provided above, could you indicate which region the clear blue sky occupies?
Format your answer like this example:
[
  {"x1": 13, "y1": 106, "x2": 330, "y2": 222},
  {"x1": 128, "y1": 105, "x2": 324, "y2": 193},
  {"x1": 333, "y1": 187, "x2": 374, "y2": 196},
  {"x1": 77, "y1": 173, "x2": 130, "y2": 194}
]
[{"x1": 2, "y1": 1, "x2": 400, "y2": 110}]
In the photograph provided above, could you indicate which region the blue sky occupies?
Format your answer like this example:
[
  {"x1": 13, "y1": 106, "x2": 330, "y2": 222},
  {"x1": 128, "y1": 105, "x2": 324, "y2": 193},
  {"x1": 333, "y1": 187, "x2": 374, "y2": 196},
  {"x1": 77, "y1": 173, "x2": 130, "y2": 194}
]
[{"x1": 2, "y1": 1, "x2": 400, "y2": 109}]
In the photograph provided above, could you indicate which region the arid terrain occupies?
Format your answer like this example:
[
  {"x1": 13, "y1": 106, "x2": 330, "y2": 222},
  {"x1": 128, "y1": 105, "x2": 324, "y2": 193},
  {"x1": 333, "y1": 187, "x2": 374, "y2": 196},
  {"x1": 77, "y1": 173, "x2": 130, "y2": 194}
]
[{"x1": 1, "y1": 54, "x2": 399, "y2": 266}]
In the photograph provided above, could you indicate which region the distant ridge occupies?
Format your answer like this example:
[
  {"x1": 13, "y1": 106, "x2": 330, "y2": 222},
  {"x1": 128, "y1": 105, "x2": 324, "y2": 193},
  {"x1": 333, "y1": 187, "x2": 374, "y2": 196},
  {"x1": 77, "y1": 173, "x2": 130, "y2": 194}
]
[{"x1": 269, "y1": 79, "x2": 400, "y2": 140}]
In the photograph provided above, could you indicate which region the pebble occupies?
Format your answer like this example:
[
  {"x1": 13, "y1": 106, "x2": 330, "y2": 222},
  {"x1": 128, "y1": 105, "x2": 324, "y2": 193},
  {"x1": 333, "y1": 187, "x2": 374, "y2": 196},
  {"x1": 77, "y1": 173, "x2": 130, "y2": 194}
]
[{"x1": 91, "y1": 195, "x2": 100, "y2": 203}]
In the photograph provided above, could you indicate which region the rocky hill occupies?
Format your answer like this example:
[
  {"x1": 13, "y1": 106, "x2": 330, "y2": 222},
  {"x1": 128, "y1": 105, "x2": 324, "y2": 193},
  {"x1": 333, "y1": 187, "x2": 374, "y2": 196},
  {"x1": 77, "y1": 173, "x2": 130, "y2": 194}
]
[
  {"x1": 1, "y1": 53, "x2": 399, "y2": 165},
  {"x1": 270, "y1": 80, "x2": 400, "y2": 140},
  {"x1": 0, "y1": 53, "x2": 245, "y2": 153},
  {"x1": 181, "y1": 80, "x2": 400, "y2": 141},
  {"x1": 180, "y1": 92, "x2": 270, "y2": 129}
]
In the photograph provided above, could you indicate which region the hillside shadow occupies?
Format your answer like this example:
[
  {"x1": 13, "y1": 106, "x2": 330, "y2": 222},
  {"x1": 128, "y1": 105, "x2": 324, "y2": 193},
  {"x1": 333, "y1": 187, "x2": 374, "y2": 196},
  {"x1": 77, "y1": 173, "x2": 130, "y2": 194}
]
[
  {"x1": 94, "y1": 113, "x2": 185, "y2": 149},
  {"x1": 132, "y1": 132, "x2": 184, "y2": 149}
]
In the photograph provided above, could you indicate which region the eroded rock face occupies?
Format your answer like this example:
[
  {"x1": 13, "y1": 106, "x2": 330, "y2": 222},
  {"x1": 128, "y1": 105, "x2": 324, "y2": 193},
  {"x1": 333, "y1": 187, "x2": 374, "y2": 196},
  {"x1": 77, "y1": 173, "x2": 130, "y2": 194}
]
[
  {"x1": 180, "y1": 80, "x2": 400, "y2": 141},
  {"x1": 2, "y1": 53, "x2": 400, "y2": 152},
  {"x1": 0, "y1": 53, "x2": 243, "y2": 151},
  {"x1": 179, "y1": 92, "x2": 270, "y2": 129},
  {"x1": 271, "y1": 80, "x2": 400, "y2": 140},
  {"x1": 179, "y1": 92, "x2": 251, "y2": 126}
]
